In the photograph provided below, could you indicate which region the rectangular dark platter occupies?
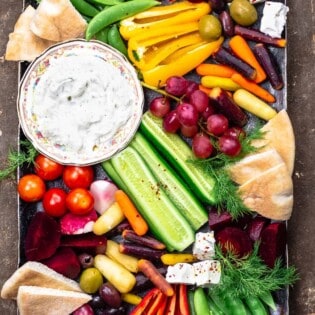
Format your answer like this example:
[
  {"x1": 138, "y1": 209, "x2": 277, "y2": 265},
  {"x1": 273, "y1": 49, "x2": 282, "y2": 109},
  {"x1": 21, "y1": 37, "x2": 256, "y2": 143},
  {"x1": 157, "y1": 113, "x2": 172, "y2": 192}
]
[{"x1": 18, "y1": 0, "x2": 289, "y2": 314}]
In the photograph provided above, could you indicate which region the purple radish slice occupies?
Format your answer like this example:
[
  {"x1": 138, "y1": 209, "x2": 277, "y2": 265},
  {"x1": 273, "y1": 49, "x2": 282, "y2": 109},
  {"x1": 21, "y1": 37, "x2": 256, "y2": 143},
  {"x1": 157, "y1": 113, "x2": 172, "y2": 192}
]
[
  {"x1": 25, "y1": 212, "x2": 61, "y2": 261},
  {"x1": 42, "y1": 247, "x2": 81, "y2": 279},
  {"x1": 246, "y1": 216, "x2": 270, "y2": 241},
  {"x1": 60, "y1": 210, "x2": 98, "y2": 235},
  {"x1": 215, "y1": 226, "x2": 253, "y2": 257},
  {"x1": 259, "y1": 222, "x2": 286, "y2": 268}
]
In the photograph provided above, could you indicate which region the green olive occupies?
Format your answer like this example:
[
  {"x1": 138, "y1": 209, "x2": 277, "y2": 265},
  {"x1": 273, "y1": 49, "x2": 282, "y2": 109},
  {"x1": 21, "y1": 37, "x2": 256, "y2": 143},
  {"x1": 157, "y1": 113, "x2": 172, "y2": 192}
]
[
  {"x1": 79, "y1": 267, "x2": 103, "y2": 294},
  {"x1": 229, "y1": 0, "x2": 258, "y2": 26},
  {"x1": 198, "y1": 15, "x2": 222, "y2": 41}
]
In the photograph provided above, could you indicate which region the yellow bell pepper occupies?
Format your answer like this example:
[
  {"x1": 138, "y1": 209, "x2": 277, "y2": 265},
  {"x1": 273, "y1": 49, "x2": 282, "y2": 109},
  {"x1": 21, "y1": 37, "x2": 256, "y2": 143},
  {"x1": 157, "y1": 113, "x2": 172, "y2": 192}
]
[
  {"x1": 120, "y1": 1, "x2": 211, "y2": 40},
  {"x1": 142, "y1": 36, "x2": 224, "y2": 87}
]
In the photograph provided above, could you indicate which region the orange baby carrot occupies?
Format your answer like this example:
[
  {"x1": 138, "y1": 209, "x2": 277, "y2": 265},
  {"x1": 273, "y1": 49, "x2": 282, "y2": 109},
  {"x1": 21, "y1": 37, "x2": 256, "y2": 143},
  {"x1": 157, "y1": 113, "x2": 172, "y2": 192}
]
[
  {"x1": 198, "y1": 84, "x2": 212, "y2": 95},
  {"x1": 115, "y1": 190, "x2": 148, "y2": 236},
  {"x1": 196, "y1": 63, "x2": 237, "y2": 78},
  {"x1": 231, "y1": 73, "x2": 276, "y2": 103},
  {"x1": 138, "y1": 259, "x2": 174, "y2": 296},
  {"x1": 229, "y1": 35, "x2": 267, "y2": 83}
]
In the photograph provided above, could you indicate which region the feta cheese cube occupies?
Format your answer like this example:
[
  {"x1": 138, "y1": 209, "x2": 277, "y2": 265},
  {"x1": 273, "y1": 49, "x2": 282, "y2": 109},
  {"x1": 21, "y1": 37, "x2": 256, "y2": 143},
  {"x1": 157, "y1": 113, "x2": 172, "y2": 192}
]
[
  {"x1": 192, "y1": 232, "x2": 216, "y2": 260},
  {"x1": 193, "y1": 260, "x2": 221, "y2": 287},
  {"x1": 166, "y1": 263, "x2": 196, "y2": 285}
]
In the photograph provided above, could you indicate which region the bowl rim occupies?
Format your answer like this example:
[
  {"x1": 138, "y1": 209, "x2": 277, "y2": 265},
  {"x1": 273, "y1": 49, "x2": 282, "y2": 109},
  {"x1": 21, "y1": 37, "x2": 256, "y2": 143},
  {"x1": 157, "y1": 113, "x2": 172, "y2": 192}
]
[{"x1": 17, "y1": 38, "x2": 144, "y2": 166}]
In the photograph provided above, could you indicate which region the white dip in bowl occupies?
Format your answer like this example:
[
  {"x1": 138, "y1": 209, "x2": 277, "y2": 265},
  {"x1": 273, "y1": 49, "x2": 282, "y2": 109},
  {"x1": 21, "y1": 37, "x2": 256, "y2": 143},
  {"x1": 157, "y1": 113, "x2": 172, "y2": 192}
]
[{"x1": 18, "y1": 39, "x2": 144, "y2": 165}]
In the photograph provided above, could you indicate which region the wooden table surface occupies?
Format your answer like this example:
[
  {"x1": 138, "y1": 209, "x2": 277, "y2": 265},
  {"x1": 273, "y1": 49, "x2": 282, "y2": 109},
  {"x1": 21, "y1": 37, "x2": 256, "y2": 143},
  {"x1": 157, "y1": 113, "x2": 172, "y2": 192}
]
[{"x1": 0, "y1": 1, "x2": 314, "y2": 314}]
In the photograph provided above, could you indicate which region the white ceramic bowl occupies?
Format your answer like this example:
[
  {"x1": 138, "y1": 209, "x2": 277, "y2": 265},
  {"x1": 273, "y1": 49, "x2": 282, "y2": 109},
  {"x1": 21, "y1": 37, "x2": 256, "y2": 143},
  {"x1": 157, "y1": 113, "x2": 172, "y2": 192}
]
[{"x1": 17, "y1": 39, "x2": 144, "y2": 166}]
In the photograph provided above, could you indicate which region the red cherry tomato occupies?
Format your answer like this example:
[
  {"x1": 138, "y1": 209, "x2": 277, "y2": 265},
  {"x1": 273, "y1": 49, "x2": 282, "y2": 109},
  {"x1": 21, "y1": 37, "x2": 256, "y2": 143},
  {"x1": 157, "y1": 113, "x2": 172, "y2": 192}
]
[
  {"x1": 18, "y1": 174, "x2": 46, "y2": 202},
  {"x1": 62, "y1": 166, "x2": 94, "y2": 189},
  {"x1": 66, "y1": 188, "x2": 94, "y2": 215},
  {"x1": 43, "y1": 188, "x2": 68, "y2": 217},
  {"x1": 34, "y1": 154, "x2": 64, "y2": 181}
]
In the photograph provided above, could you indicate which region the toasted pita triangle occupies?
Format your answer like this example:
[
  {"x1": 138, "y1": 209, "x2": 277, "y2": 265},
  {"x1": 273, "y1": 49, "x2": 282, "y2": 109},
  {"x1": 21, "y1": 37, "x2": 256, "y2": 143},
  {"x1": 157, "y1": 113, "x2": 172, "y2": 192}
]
[
  {"x1": 5, "y1": 6, "x2": 55, "y2": 61},
  {"x1": 17, "y1": 286, "x2": 91, "y2": 315},
  {"x1": 251, "y1": 109, "x2": 295, "y2": 175},
  {"x1": 1, "y1": 261, "x2": 82, "y2": 300},
  {"x1": 228, "y1": 149, "x2": 285, "y2": 185},
  {"x1": 238, "y1": 162, "x2": 293, "y2": 220},
  {"x1": 30, "y1": 0, "x2": 87, "y2": 42}
]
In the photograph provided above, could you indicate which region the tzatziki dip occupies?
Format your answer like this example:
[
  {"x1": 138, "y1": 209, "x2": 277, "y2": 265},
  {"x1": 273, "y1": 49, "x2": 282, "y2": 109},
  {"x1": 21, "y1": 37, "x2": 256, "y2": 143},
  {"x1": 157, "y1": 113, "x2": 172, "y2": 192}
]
[{"x1": 33, "y1": 54, "x2": 134, "y2": 156}]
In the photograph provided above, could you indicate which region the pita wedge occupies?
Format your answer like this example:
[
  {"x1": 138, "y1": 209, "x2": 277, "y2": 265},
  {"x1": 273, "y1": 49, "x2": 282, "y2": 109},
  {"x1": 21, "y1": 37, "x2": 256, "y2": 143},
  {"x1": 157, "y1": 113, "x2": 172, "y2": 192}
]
[
  {"x1": 5, "y1": 6, "x2": 55, "y2": 61},
  {"x1": 228, "y1": 149, "x2": 286, "y2": 185},
  {"x1": 17, "y1": 286, "x2": 91, "y2": 315},
  {"x1": 251, "y1": 109, "x2": 295, "y2": 175},
  {"x1": 238, "y1": 162, "x2": 293, "y2": 221},
  {"x1": 1, "y1": 261, "x2": 82, "y2": 300},
  {"x1": 30, "y1": 0, "x2": 87, "y2": 42}
]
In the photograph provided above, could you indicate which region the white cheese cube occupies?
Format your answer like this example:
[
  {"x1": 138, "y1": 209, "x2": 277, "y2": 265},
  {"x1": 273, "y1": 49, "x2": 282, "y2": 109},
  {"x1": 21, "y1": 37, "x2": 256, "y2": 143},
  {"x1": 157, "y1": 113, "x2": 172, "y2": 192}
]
[
  {"x1": 166, "y1": 263, "x2": 196, "y2": 285},
  {"x1": 192, "y1": 232, "x2": 216, "y2": 260},
  {"x1": 193, "y1": 260, "x2": 221, "y2": 287}
]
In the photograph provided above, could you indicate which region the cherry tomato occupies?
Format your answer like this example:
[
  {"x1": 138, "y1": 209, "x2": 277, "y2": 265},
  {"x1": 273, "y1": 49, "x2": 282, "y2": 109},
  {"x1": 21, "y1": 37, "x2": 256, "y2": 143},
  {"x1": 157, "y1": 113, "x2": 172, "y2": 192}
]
[
  {"x1": 43, "y1": 188, "x2": 68, "y2": 217},
  {"x1": 18, "y1": 174, "x2": 46, "y2": 202},
  {"x1": 66, "y1": 188, "x2": 94, "y2": 215},
  {"x1": 34, "y1": 154, "x2": 64, "y2": 181},
  {"x1": 63, "y1": 166, "x2": 94, "y2": 189}
]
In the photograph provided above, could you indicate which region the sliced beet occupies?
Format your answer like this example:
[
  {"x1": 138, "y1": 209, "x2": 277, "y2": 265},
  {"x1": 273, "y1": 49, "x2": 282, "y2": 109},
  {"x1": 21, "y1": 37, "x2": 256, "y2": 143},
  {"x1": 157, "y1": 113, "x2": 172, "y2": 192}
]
[
  {"x1": 259, "y1": 222, "x2": 286, "y2": 268},
  {"x1": 246, "y1": 216, "x2": 271, "y2": 241},
  {"x1": 24, "y1": 212, "x2": 61, "y2": 261},
  {"x1": 209, "y1": 207, "x2": 233, "y2": 231},
  {"x1": 215, "y1": 226, "x2": 253, "y2": 257},
  {"x1": 42, "y1": 247, "x2": 81, "y2": 279},
  {"x1": 61, "y1": 232, "x2": 107, "y2": 250},
  {"x1": 60, "y1": 210, "x2": 98, "y2": 235}
]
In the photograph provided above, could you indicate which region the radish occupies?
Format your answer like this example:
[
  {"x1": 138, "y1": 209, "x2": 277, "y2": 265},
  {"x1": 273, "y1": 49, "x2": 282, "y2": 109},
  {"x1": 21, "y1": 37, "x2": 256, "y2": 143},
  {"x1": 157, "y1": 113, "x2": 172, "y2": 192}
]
[{"x1": 90, "y1": 180, "x2": 118, "y2": 214}]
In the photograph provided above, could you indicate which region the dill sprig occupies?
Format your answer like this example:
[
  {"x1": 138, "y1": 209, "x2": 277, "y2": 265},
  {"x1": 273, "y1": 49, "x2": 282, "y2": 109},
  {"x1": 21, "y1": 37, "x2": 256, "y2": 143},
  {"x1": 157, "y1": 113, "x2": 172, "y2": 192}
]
[
  {"x1": 0, "y1": 140, "x2": 37, "y2": 180},
  {"x1": 189, "y1": 126, "x2": 265, "y2": 219},
  {"x1": 211, "y1": 243, "x2": 299, "y2": 299}
]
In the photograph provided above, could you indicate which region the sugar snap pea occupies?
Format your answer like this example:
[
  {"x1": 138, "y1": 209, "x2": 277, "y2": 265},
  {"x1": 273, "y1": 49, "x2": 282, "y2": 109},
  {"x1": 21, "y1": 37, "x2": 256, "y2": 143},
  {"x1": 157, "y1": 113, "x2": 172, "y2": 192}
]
[
  {"x1": 188, "y1": 290, "x2": 197, "y2": 315},
  {"x1": 244, "y1": 297, "x2": 268, "y2": 315},
  {"x1": 85, "y1": 0, "x2": 159, "y2": 40},
  {"x1": 70, "y1": 0, "x2": 100, "y2": 17},
  {"x1": 194, "y1": 288, "x2": 210, "y2": 315},
  {"x1": 94, "y1": 26, "x2": 110, "y2": 43},
  {"x1": 88, "y1": 0, "x2": 126, "y2": 5},
  {"x1": 107, "y1": 24, "x2": 128, "y2": 56}
]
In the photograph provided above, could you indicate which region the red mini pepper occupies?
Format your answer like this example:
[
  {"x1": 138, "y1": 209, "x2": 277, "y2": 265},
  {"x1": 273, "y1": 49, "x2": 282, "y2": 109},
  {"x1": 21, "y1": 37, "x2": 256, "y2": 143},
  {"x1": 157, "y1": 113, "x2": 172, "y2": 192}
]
[
  {"x1": 146, "y1": 290, "x2": 166, "y2": 315},
  {"x1": 157, "y1": 294, "x2": 169, "y2": 315},
  {"x1": 165, "y1": 285, "x2": 177, "y2": 315},
  {"x1": 177, "y1": 284, "x2": 191, "y2": 315},
  {"x1": 130, "y1": 288, "x2": 159, "y2": 315}
]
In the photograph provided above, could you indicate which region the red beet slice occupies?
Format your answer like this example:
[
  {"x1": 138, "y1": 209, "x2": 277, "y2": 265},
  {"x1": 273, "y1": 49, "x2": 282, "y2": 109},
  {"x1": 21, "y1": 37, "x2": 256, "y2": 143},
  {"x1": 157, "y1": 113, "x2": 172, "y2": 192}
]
[
  {"x1": 25, "y1": 212, "x2": 61, "y2": 261},
  {"x1": 246, "y1": 216, "x2": 271, "y2": 241},
  {"x1": 209, "y1": 208, "x2": 233, "y2": 231},
  {"x1": 60, "y1": 210, "x2": 98, "y2": 235},
  {"x1": 259, "y1": 222, "x2": 286, "y2": 268},
  {"x1": 42, "y1": 247, "x2": 81, "y2": 279},
  {"x1": 61, "y1": 232, "x2": 107, "y2": 250},
  {"x1": 215, "y1": 226, "x2": 253, "y2": 257}
]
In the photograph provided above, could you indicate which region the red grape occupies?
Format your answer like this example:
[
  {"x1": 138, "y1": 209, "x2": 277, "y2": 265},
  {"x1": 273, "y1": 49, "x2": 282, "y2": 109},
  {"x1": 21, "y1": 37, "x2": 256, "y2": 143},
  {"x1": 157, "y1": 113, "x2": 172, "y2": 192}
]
[
  {"x1": 149, "y1": 96, "x2": 171, "y2": 118},
  {"x1": 201, "y1": 104, "x2": 216, "y2": 121},
  {"x1": 184, "y1": 80, "x2": 199, "y2": 99},
  {"x1": 165, "y1": 76, "x2": 188, "y2": 96},
  {"x1": 218, "y1": 135, "x2": 242, "y2": 156},
  {"x1": 189, "y1": 90, "x2": 209, "y2": 113},
  {"x1": 223, "y1": 126, "x2": 246, "y2": 139},
  {"x1": 176, "y1": 103, "x2": 199, "y2": 126},
  {"x1": 163, "y1": 110, "x2": 181, "y2": 133},
  {"x1": 192, "y1": 133, "x2": 213, "y2": 159},
  {"x1": 181, "y1": 125, "x2": 199, "y2": 138},
  {"x1": 207, "y1": 114, "x2": 229, "y2": 136}
]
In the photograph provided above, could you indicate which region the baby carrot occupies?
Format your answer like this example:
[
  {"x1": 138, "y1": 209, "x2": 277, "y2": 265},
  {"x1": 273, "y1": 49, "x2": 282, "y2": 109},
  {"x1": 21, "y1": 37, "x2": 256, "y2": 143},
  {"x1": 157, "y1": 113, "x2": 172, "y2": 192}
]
[
  {"x1": 196, "y1": 63, "x2": 238, "y2": 78},
  {"x1": 231, "y1": 73, "x2": 276, "y2": 103},
  {"x1": 229, "y1": 35, "x2": 267, "y2": 83},
  {"x1": 115, "y1": 190, "x2": 148, "y2": 236},
  {"x1": 198, "y1": 84, "x2": 212, "y2": 95},
  {"x1": 138, "y1": 259, "x2": 174, "y2": 296}
]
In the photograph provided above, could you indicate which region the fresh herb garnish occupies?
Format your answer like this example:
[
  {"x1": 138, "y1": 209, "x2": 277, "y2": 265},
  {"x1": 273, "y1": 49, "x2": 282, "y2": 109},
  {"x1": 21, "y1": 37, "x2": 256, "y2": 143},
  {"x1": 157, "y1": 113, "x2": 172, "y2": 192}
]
[
  {"x1": 0, "y1": 140, "x2": 37, "y2": 180},
  {"x1": 211, "y1": 243, "x2": 299, "y2": 299},
  {"x1": 189, "y1": 126, "x2": 265, "y2": 219}
]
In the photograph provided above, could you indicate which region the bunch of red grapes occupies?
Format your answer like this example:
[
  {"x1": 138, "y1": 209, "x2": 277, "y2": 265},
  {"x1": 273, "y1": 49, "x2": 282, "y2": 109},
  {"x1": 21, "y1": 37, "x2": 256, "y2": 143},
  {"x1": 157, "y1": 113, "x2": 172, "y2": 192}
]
[{"x1": 149, "y1": 76, "x2": 245, "y2": 159}]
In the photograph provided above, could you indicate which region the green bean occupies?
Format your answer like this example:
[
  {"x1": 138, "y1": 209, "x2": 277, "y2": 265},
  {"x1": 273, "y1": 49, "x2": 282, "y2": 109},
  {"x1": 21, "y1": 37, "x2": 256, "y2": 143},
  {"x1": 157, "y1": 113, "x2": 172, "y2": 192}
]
[
  {"x1": 94, "y1": 26, "x2": 110, "y2": 43},
  {"x1": 188, "y1": 290, "x2": 197, "y2": 315},
  {"x1": 88, "y1": 0, "x2": 126, "y2": 5},
  {"x1": 70, "y1": 0, "x2": 100, "y2": 17},
  {"x1": 244, "y1": 297, "x2": 268, "y2": 315},
  {"x1": 194, "y1": 288, "x2": 211, "y2": 315},
  {"x1": 107, "y1": 24, "x2": 128, "y2": 56},
  {"x1": 85, "y1": 0, "x2": 159, "y2": 40}
]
